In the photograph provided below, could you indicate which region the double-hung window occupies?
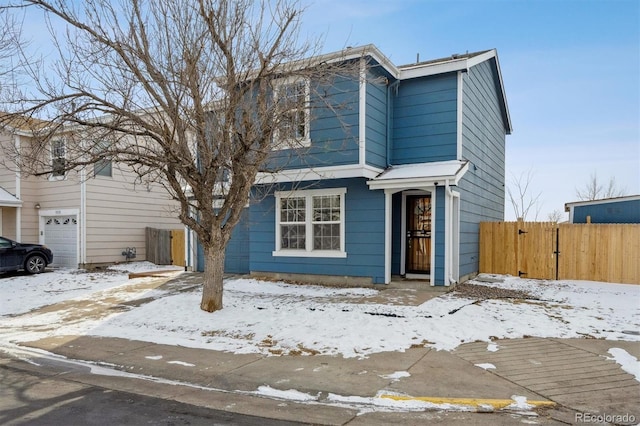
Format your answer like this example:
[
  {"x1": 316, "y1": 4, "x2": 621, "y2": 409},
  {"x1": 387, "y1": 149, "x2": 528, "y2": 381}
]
[
  {"x1": 274, "y1": 188, "x2": 346, "y2": 258},
  {"x1": 273, "y1": 77, "x2": 310, "y2": 148},
  {"x1": 51, "y1": 139, "x2": 66, "y2": 179},
  {"x1": 93, "y1": 140, "x2": 112, "y2": 177}
]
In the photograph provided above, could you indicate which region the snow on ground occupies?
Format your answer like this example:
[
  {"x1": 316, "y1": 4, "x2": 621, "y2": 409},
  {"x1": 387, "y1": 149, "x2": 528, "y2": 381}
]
[
  {"x1": 607, "y1": 348, "x2": 640, "y2": 381},
  {"x1": 0, "y1": 261, "x2": 181, "y2": 316},
  {"x1": 0, "y1": 262, "x2": 182, "y2": 317},
  {"x1": 1, "y1": 267, "x2": 639, "y2": 359}
]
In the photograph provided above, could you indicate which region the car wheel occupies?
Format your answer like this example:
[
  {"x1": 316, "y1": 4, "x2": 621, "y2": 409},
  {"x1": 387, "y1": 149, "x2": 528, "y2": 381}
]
[{"x1": 25, "y1": 254, "x2": 46, "y2": 274}]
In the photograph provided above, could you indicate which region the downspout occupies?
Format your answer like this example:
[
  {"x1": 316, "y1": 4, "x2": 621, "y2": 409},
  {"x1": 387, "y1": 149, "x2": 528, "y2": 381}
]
[
  {"x1": 14, "y1": 134, "x2": 21, "y2": 241},
  {"x1": 187, "y1": 225, "x2": 192, "y2": 271},
  {"x1": 80, "y1": 166, "x2": 87, "y2": 266},
  {"x1": 456, "y1": 71, "x2": 464, "y2": 160},
  {"x1": 445, "y1": 181, "x2": 455, "y2": 285},
  {"x1": 384, "y1": 190, "x2": 392, "y2": 284},
  {"x1": 358, "y1": 58, "x2": 367, "y2": 166}
]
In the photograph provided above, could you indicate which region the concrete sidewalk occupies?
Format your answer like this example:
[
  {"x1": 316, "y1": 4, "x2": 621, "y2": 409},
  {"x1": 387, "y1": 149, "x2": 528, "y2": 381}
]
[
  {"x1": 4, "y1": 272, "x2": 640, "y2": 425},
  {"x1": 11, "y1": 334, "x2": 639, "y2": 425}
]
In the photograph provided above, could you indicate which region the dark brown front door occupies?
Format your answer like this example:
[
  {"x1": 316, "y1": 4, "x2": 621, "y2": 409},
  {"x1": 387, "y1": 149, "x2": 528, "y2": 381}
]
[{"x1": 406, "y1": 195, "x2": 431, "y2": 274}]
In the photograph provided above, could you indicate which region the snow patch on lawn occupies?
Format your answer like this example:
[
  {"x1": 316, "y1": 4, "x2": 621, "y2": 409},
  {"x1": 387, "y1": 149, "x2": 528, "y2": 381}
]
[{"x1": 1, "y1": 268, "x2": 638, "y2": 359}]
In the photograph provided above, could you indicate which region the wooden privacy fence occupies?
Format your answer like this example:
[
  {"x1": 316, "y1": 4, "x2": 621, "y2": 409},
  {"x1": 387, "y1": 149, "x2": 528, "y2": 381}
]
[
  {"x1": 480, "y1": 221, "x2": 640, "y2": 284},
  {"x1": 145, "y1": 227, "x2": 186, "y2": 267}
]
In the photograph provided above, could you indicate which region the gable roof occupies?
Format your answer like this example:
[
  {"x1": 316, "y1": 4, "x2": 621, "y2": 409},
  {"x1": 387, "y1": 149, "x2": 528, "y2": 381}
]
[
  {"x1": 397, "y1": 49, "x2": 512, "y2": 135},
  {"x1": 264, "y1": 45, "x2": 511, "y2": 135},
  {"x1": 397, "y1": 50, "x2": 492, "y2": 77},
  {"x1": 333, "y1": 46, "x2": 512, "y2": 135}
]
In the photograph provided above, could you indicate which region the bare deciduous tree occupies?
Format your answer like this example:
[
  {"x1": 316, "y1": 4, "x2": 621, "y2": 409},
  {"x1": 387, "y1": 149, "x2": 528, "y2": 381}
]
[
  {"x1": 546, "y1": 209, "x2": 564, "y2": 223},
  {"x1": 507, "y1": 169, "x2": 542, "y2": 221},
  {"x1": 0, "y1": 0, "x2": 360, "y2": 312},
  {"x1": 0, "y1": 7, "x2": 29, "y2": 100},
  {"x1": 575, "y1": 172, "x2": 627, "y2": 201}
]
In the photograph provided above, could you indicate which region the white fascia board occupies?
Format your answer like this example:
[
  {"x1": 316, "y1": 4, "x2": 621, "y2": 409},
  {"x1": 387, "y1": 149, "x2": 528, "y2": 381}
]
[
  {"x1": 335, "y1": 45, "x2": 400, "y2": 78},
  {"x1": 398, "y1": 49, "x2": 488, "y2": 77},
  {"x1": 367, "y1": 175, "x2": 457, "y2": 191},
  {"x1": 466, "y1": 49, "x2": 497, "y2": 68},
  {"x1": 564, "y1": 194, "x2": 640, "y2": 211},
  {"x1": 250, "y1": 44, "x2": 400, "y2": 81},
  {"x1": 256, "y1": 164, "x2": 384, "y2": 184},
  {"x1": 460, "y1": 49, "x2": 512, "y2": 135},
  {"x1": 13, "y1": 128, "x2": 35, "y2": 137},
  {"x1": 399, "y1": 49, "x2": 512, "y2": 134},
  {"x1": 399, "y1": 58, "x2": 470, "y2": 80},
  {"x1": 366, "y1": 161, "x2": 469, "y2": 191},
  {"x1": 485, "y1": 50, "x2": 513, "y2": 134}
]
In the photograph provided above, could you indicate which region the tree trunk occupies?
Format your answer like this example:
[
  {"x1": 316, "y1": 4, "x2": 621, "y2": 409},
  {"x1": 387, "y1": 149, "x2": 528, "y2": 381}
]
[{"x1": 200, "y1": 246, "x2": 225, "y2": 312}]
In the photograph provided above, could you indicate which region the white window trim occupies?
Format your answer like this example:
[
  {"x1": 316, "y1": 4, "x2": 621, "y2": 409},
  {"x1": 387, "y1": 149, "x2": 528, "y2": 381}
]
[
  {"x1": 273, "y1": 76, "x2": 311, "y2": 150},
  {"x1": 49, "y1": 138, "x2": 67, "y2": 181},
  {"x1": 273, "y1": 187, "x2": 347, "y2": 258},
  {"x1": 93, "y1": 140, "x2": 113, "y2": 178}
]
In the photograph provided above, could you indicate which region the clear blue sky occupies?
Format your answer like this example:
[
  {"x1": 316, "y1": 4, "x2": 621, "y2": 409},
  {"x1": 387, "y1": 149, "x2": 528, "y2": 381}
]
[{"x1": 303, "y1": 0, "x2": 640, "y2": 220}]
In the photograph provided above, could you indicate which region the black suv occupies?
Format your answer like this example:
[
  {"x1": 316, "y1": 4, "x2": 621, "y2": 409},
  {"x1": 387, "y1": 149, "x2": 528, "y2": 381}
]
[{"x1": 0, "y1": 236, "x2": 54, "y2": 274}]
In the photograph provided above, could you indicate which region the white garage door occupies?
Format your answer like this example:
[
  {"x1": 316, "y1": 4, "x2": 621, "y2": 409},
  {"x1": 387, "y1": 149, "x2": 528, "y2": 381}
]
[{"x1": 44, "y1": 215, "x2": 78, "y2": 269}]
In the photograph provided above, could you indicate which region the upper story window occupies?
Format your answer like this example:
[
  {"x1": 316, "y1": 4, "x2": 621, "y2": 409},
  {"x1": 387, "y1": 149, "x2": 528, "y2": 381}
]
[
  {"x1": 93, "y1": 140, "x2": 112, "y2": 177},
  {"x1": 51, "y1": 139, "x2": 66, "y2": 179},
  {"x1": 273, "y1": 187, "x2": 346, "y2": 258},
  {"x1": 273, "y1": 77, "x2": 310, "y2": 149}
]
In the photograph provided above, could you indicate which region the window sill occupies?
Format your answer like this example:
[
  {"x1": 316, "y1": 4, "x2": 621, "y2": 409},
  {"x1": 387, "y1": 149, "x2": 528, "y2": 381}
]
[
  {"x1": 272, "y1": 249, "x2": 347, "y2": 258},
  {"x1": 272, "y1": 138, "x2": 311, "y2": 151}
]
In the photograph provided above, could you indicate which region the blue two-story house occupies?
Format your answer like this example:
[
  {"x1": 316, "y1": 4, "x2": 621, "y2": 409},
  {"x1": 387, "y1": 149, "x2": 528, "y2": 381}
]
[{"x1": 194, "y1": 45, "x2": 512, "y2": 286}]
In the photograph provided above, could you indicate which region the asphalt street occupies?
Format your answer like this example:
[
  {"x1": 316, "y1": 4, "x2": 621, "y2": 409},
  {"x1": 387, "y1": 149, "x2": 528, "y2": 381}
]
[{"x1": 0, "y1": 358, "x2": 306, "y2": 426}]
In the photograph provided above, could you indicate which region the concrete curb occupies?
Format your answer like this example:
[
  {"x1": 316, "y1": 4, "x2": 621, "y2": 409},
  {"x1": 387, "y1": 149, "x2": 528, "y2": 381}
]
[{"x1": 379, "y1": 394, "x2": 556, "y2": 411}]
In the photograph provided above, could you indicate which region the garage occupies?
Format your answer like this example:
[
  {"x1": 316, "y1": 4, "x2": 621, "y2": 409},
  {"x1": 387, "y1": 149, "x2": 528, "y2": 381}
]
[{"x1": 43, "y1": 215, "x2": 78, "y2": 269}]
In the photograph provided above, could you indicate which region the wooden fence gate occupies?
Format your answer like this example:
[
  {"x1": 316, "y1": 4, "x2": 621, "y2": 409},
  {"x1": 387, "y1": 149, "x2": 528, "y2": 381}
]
[
  {"x1": 145, "y1": 227, "x2": 185, "y2": 267},
  {"x1": 480, "y1": 221, "x2": 640, "y2": 284}
]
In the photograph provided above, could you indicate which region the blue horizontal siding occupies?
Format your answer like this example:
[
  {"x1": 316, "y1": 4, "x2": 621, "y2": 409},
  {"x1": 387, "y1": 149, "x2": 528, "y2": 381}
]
[
  {"x1": 458, "y1": 59, "x2": 507, "y2": 278},
  {"x1": 250, "y1": 178, "x2": 386, "y2": 283},
  {"x1": 573, "y1": 200, "x2": 640, "y2": 223},
  {"x1": 196, "y1": 208, "x2": 250, "y2": 273},
  {"x1": 391, "y1": 73, "x2": 458, "y2": 164},
  {"x1": 265, "y1": 76, "x2": 361, "y2": 171},
  {"x1": 366, "y1": 70, "x2": 388, "y2": 168}
]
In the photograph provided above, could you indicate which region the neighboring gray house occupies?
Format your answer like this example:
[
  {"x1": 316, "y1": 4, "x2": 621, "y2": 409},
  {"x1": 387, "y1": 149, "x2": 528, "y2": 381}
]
[
  {"x1": 565, "y1": 195, "x2": 640, "y2": 224},
  {"x1": 193, "y1": 45, "x2": 512, "y2": 286},
  {"x1": 0, "y1": 121, "x2": 183, "y2": 269}
]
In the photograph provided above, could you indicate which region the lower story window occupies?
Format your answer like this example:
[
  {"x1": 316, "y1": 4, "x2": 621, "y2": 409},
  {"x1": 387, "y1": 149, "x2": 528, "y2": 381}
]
[{"x1": 274, "y1": 188, "x2": 346, "y2": 258}]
